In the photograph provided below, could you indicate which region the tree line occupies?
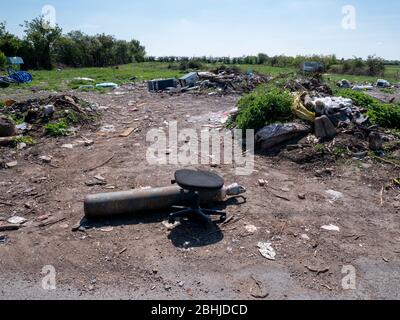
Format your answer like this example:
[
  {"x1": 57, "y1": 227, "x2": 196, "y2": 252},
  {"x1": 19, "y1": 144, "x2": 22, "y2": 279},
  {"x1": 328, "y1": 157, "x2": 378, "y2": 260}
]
[
  {"x1": 0, "y1": 16, "x2": 146, "y2": 70},
  {"x1": 148, "y1": 54, "x2": 390, "y2": 77}
]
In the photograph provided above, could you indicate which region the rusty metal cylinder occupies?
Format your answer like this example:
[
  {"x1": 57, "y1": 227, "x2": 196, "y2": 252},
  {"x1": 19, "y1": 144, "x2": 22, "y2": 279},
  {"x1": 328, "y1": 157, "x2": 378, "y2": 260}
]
[{"x1": 84, "y1": 186, "x2": 220, "y2": 219}]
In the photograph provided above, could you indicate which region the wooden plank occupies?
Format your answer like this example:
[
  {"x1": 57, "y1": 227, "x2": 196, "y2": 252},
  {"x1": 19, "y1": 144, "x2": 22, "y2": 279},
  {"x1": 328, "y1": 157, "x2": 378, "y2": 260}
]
[{"x1": 119, "y1": 127, "x2": 135, "y2": 137}]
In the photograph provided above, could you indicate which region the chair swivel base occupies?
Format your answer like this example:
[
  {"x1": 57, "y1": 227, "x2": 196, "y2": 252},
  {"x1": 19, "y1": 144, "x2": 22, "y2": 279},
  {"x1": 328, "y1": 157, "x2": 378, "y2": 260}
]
[{"x1": 169, "y1": 207, "x2": 226, "y2": 226}]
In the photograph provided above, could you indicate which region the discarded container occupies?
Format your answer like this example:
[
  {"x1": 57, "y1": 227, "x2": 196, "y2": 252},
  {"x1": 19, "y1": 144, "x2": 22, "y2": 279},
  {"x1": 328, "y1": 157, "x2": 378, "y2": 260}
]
[
  {"x1": 148, "y1": 78, "x2": 178, "y2": 92},
  {"x1": 179, "y1": 72, "x2": 199, "y2": 88}
]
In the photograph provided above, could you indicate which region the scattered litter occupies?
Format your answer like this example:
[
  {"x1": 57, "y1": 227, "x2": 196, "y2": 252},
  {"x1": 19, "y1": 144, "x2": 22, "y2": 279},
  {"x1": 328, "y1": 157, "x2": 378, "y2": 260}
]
[
  {"x1": 250, "y1": 275, "x2": 269, "y2": 299},
  {"x1": 119, "y1": 127, "x2": 136, "y2": 137},
  {"x1": 0, "y1": 224, "x2": 20, "y2": 231},
  {"x1": 36, "y1": 214, "x2": 50, "y2": 222},
  {"x1": 4, "y1": 99, "x2": 16, "y2": 107},
  {"x1": 94, "y1": 174, "x2": 106, "y2": 182},
  {"x1": 7, "y1": 216, "x2": 27, "y2": 225},
  {"x1": 301, "y1": 234, "x2": 310, "y2": 240},
  {"x1": 0, "y1": 234, "x2": 8, "y2": 245},
  {"x1": 96, "y1": 82, "x2": 118, "y2": 89},
  {"x1": 305, "y1": 265, "x2": 330, "y2": 275},
  {"x1": 256, "y1": 123, "x2": 312, "y2": 151},
  {"x1": 119, "y1": 247, "x2": 127, "y2": 255},
  {"x1": 258, "y1": 179, "x2": 267, "y2": 187},
  {"x1": 61, "y1": 144, "x2": 73, "y2": 149},
  {"x1": 17, "y1": 142, "x2": 26, "y2": 150},
  {"x1": 337, "y1": 79, "x2": 351, "y2": 89},
  {"x1": 353, "y1": 85, "x2": 374, "y2": 91},
  {"x1": 85, "y1": 180, "x2": 107, "y2": 187},
  {"x1": 73, "y1": 77, "x2": 95, "y2": 82},
  {"x1": 100, "y1": 125, "x2": 116, "y2": 133},
  {"x1": 38, "y1": 217, "x2": 66, "y2": 228},
  {"x1": 100, "y1": 227, "x2": 114, "y2": 232},
  {"x1": 79, "y1": 85, "x2": 95, "y2": 90},
  {"x1": 376, "y1": 79, "x2": 390, "y2": 88},
  {"x1": 245, "y1": 225, "x2": 258, "y2": 234},
  {"x1": 321, "y1": 224, "x2": 340, "y2": 232},
  {"x1": 325, "y1": 190, "x2": 344, "y2": 203},
  {"x1": 257, "y1": 242, "x2": 276, "y2": 261},
  {"x1": 39, "y1": 156, "x2": 52, "y2": 163},
  {"x1": 5, "y1": 161, "x2": 18, "y2": 168}
]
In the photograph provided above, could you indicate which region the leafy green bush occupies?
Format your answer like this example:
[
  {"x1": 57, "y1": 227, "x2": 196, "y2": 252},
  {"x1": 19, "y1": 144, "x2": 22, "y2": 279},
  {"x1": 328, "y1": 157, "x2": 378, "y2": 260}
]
[
  {"x1": 0, "y1": 51, "x2": 6, "y2": 68},
  {"x1": 44, "y1": 120, "x2": 69, "y2": 136},
  {"x1": 236, "y1": 87, "x2": 294, "y2": 131},
  {"x1": 368, "y1": 103, "x2": 400, "y2": 129},
  {"x1": 338, "y1": 89, "x2": 400, "y2": 129}
]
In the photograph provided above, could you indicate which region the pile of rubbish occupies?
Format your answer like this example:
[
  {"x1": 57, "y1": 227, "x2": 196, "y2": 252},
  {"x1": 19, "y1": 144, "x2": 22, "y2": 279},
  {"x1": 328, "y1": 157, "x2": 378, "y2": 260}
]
[
  {"x1": 284, "y1": 75, "x2": 333, "y2": 96},
  {"x1": 253, "y1": 86, "x2": 396, "y2": 157},
  {"x1": 0, "y1": 95, "x2": 101, "y2": 145},
  {"x1": 148, "y1": 67, "x2": 270, "y2": 95},
  {"x1": 337, "y1": 78, "x2": 394, "y2": 91}
]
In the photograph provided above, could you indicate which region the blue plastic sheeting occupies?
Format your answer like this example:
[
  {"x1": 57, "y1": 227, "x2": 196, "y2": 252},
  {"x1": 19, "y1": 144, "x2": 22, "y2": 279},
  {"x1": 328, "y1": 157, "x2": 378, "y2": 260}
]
[
  {"x1": 8, "y1": 71, "x2": 33, "y2": 84},
  {"x1": 6, "y1": 56, "x2": 24, "y2": 65}
]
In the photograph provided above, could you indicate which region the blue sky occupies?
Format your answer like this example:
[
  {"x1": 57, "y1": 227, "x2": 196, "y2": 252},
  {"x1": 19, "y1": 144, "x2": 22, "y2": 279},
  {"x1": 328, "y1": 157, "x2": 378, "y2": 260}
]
[{"x1": 1, "y1": 0, "x2": 399, "y2": 59}]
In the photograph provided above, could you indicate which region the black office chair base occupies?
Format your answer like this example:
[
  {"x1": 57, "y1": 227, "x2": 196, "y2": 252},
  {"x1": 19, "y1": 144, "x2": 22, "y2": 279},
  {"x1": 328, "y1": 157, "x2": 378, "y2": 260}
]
[{"x1": 169, "y1": 207, "x2": 226, "y2": 226}]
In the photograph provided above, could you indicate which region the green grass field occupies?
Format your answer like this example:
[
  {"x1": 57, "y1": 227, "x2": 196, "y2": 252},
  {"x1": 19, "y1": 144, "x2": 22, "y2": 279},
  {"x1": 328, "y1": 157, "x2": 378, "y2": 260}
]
[{"x1": 1, "y1": 62, "x2": 399, "y2": 96}]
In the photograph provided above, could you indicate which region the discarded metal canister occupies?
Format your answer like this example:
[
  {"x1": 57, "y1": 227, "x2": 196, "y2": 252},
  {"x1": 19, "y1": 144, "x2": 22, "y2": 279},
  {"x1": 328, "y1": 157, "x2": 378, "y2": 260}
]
[{"x1": 84, "y1": 186, "x2": 220, "y2": 219}]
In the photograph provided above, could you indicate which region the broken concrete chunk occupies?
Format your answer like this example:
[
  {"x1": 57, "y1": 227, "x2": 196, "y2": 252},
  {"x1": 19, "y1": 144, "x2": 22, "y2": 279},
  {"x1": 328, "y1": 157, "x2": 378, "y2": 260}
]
[
  {"x1": 369, "y1": 132, "x2": 383, "y2": 151},
  {"x1": 314, "y1": 115, "x2": 336, "y2": 140},
  {"x1": 321, "y1": 224, "x2": 340, "y2": 232},
  {"x1": 39, "y1": 156, "x2": 52, "y2": 163},
  {"x1": 0, "y1": 116, "x2": 16, "y2": 137},
  {"x1": 5, "y1": 161, "x2": 18, "y2": 168},
  {"x1": 326, "y1": 190, "x2": 343, "y2": 202}
]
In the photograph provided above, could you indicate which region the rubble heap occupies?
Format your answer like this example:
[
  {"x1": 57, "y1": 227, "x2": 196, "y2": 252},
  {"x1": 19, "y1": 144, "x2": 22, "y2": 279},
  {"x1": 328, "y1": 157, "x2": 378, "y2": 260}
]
[
  {"x1": 196, "y1": 67, "x2": 271, "y2": 94},
  {"x1": 148, "y1": 67, "x2": 270, "y2": 95},
  {"x1": 0, "y1": 95, "x2": 101, "y2": 141}
]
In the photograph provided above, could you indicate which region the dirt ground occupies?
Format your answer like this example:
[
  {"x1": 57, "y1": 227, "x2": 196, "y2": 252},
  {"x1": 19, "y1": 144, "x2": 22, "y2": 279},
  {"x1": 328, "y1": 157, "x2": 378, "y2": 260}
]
[{"x1": 1, "y1": 84, "x2": 400, "y2": 300}]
